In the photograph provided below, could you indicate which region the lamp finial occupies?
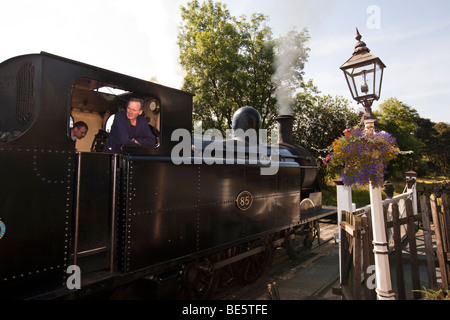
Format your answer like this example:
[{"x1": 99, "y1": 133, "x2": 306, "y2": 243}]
[{"x1": 354, "y1": 28, "x2": 370, "y2": 55}]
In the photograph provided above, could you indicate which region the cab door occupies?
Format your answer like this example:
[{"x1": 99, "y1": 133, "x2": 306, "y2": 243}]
[{"x1": 72, "y1": 152, "x2": 118, "y2": 274}]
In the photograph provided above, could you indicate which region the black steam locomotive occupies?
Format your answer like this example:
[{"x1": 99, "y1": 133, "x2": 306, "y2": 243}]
[{"x1": 0, "y1": 52, "x2": 335, "y2": 299}]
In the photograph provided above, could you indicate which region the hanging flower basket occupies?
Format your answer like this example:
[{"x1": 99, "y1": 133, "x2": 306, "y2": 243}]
[{"x1": 324, "y1": 126, "x2": 400, "y2": 188}]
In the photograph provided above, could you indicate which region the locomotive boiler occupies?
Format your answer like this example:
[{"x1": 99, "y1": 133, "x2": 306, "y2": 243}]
[{"x1": 0, "y1": 52, "x2": 335, "y2": 299}]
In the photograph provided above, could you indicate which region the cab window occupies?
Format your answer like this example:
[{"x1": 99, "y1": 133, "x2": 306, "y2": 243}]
[{"x1": 70, "y1": 77, "x2": 160, "y2": 152}]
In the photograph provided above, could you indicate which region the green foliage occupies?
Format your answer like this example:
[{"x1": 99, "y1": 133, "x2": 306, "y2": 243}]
[
  {"x1": 293, "y1": 82, "x2": 360, "y2": 154},
  {"x1": 375, "y1": 98, "x2": 423, "y2": 178},
  {"x1": 321, "y1": 178, "x2": 390, "y2": 208},
  {"x1": 375, "y1": 97, "x2": 450, "y2": 178},
  {"x1": 415, "y1": 286, "x2": 450, "y2": 300},
  {"x1": 292, "y1": 82, "x2": 360, "y2": 186},
  {"x1": 421, "y1": 121, "x2": 450, "y2": 175},
  {"x1": 178, "y1": 0, "x2": 243, "y2": 132},
  {"x1": 178, "y1": 0, "x2": 309, "y2": 133}
]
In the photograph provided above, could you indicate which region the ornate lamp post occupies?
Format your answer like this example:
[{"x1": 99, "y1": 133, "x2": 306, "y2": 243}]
[
  {"x1": 340, "y1": 29, "x2": 386, "y2": 128},
  {"x1": 340, "y1": 29, "x2": 395, "y2": 300}
]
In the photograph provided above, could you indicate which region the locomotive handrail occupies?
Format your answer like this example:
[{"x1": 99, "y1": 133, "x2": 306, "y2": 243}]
[
  {"x1": 298, "y1": 165, "x2": 320, "y2": 169},
  {"x1": 73, "y1": 152, "x2": 82, "y2": 266},
  {"x1": 280, "y1": 154, "x2": 314, "y2": 161},
  {"x1": 110, "y1": 154, "x2": 118, "y2": 272},
  {"x1": 125, "y1": 151, "x2": 320, "y2": 170}
]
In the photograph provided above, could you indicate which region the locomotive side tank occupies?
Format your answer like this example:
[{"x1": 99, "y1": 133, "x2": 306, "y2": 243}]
[{"x1": 0, "y1": 53, "x2": 335, "y2": 299}]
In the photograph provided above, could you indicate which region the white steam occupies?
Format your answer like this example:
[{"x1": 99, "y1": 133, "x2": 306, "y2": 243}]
[
  {"x1": 273, "y1": 35, "x2": 295, "y2": 116},
  {"x1": 272, "y1": 29, "x2": 309, "y2": 116}
]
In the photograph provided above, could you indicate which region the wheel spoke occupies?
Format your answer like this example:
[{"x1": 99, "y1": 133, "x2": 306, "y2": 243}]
[{"x1": 229, "y1": 240, "x2": 273, "y2": 285}]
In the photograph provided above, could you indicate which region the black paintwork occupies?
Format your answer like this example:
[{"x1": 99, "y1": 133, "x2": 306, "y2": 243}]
[{"x1": 0, "y1": 52, "x2": 331, "y2": 299}]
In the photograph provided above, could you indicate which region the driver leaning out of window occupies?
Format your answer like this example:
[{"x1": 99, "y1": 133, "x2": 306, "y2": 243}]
[{"x1": 103, "y1": 98, "x2": 156, "y2": 153}]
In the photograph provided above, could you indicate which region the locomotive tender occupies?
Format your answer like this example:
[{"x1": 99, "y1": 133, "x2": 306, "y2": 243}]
[{"x1": 0, "y1": 52, "x2": 335, "y2": 299}]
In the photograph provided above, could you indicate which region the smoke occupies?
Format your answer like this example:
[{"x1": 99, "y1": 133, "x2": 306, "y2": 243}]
[
  {"x1": 272, "y1": 30, "x2": 307, "y2": 116},
  {"x1": 267, "y1": 0, "x2": 336, "y2": 116}
]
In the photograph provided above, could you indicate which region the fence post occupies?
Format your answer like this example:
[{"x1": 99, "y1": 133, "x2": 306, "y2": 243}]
[
  {"x1": 353, "y1": 216, "x2": 362, "y2": 300},
  {"x1": 361, "y1": 214, "x2": 376, "y2": 300},
  {"x1": 405, "y1": 171, "x2": 418, "y2": 215},
  {"x1": 336, "y1": 178, "x2": 353, "y2": 285},
  {"x1": 419, "y1": 195, "x2": 438, "y2": 289},
  {"x1": 369, "y1": 182, "x2": 396, "y2": 300},
  {"x1": 405, "y1": 198, "x2": 421, "y2": 299},
  {"x1": 339, "y1": 211, "x2": 353, "y2": 299},
  {"x1": 430, "y1": 194, "x2": 449, "y2": 290},
  {"x1": 441, "y1": 194, "x2": 450, "y2": 289},
  {"x1": 391, "y1": 202, "x2": 405, "y2": 299},
  {"x1": 336, "y1": 178, "x2": 353, "y2": 240},
  {"x1": 441, "y1": 194, "x2": 450, "y2": 261}
]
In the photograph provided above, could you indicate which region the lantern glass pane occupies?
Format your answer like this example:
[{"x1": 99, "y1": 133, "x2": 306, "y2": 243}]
[
  {"x1": 345, "y1": 71, "x2": 358, "y2": 99},
  {"x1": 351, "y1": 64, "x2": 375, "y2": 98},
  {"x1": 374, "y1": 63, "x2": 383, "y2": 98}
]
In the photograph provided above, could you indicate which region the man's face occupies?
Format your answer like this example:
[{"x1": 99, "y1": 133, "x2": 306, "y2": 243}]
[
  {"x1": 127, "y1": 101, "x2": 143, "y2": 122},
  {"x1": 73, "y1": 126, "x2": 87, "y2": 139}
]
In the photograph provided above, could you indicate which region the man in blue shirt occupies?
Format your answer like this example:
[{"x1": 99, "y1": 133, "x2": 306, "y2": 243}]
[{"x1": 103, "y1": 98, "x2": 156, "y2": 153}]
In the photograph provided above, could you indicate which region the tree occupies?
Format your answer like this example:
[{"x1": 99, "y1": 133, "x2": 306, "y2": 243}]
[
  {"x1": 178, "y1": 0, "x2": 310, "y2": 133},
  {"x1": 236, "y1": 13, "x2": 277, "y2": 129},
  {"x1": 413, "y1": 117, "x2": 439, "y2": 175},
  {"x1": 375, "y1": 97, "x2": 424, "y2": 178},
  {"x1": 178, "y1": 0, "x2": 242, "y2": 132},
  {"x1": 292, "y1": 81, "x2": 360, "y2": 185},
  {"x1": 431, "y1": 122, "x2": 450, "y2": 174},
  {"x1": 292, "y1": 80, "x2": 360, "y2": 155}
]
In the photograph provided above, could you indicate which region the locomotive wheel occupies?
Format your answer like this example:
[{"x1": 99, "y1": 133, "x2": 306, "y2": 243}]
[
  {"x1": 283, "y1": 223, "x2": 315, "y2": 259},
  {"x1": 229, "y1": 240, "x2": 273, "y2": 285},
  {"x1": 176, "y1": 258, "x2": 216, "y2": 299}
]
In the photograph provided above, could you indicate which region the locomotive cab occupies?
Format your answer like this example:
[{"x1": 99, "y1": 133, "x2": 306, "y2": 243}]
[
  {"x1": 0, "y1": 52, "x2": 195, "y2": 299},
  {"x1": 70, "y1": 78, "x2": 162, "y2": 153}
]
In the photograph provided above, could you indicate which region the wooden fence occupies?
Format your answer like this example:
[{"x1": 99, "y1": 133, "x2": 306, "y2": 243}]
[{"x1": 339, "y1": 191, "x2": 450, "y2": 300}]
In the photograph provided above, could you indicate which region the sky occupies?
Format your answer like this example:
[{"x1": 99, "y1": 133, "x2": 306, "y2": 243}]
[{"x1": 1, "y1": 0, "x2": 449, "y2": 124}]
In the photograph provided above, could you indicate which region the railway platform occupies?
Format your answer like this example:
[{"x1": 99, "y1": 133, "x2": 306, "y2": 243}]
[
  {"x1": 215, "y1": 219, "x2": 341, "y2": 300},
  {"x1": 218, "y1": 220, "x2": 441, "y2": 300}
]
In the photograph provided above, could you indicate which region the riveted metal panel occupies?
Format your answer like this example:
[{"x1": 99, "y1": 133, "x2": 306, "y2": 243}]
[{"x1": 0, "y1": 148, "x2": 73, "y2": 299}]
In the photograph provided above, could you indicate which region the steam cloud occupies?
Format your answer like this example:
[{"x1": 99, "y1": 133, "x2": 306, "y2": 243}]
[{"x1": 272, "y1": 33, "x2": 298, "y2": 116}]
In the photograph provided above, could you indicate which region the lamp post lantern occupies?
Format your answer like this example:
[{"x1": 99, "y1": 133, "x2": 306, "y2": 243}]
[
  {"x1": 340, "y1": 29, "x2": 395, "y2": 300},
  {"x1": 340, "y1": 28, "x2": 386, "y2": 126}
]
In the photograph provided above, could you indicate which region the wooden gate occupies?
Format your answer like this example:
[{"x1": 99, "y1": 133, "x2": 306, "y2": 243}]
[
  {"x1": 421, "y1": 193, "x2": 450, "y2": 291},
  {"x1": 339, "y1": 192, "x2": 449, "y2": 299},
  {"x1": 339, "y1": 208, "x2": 376, "y2": 300}
]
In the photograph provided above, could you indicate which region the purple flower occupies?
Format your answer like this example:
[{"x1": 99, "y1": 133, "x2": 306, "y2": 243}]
[{"x1": 326, "y1": 126, "x2": 399, "y2": 188}]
